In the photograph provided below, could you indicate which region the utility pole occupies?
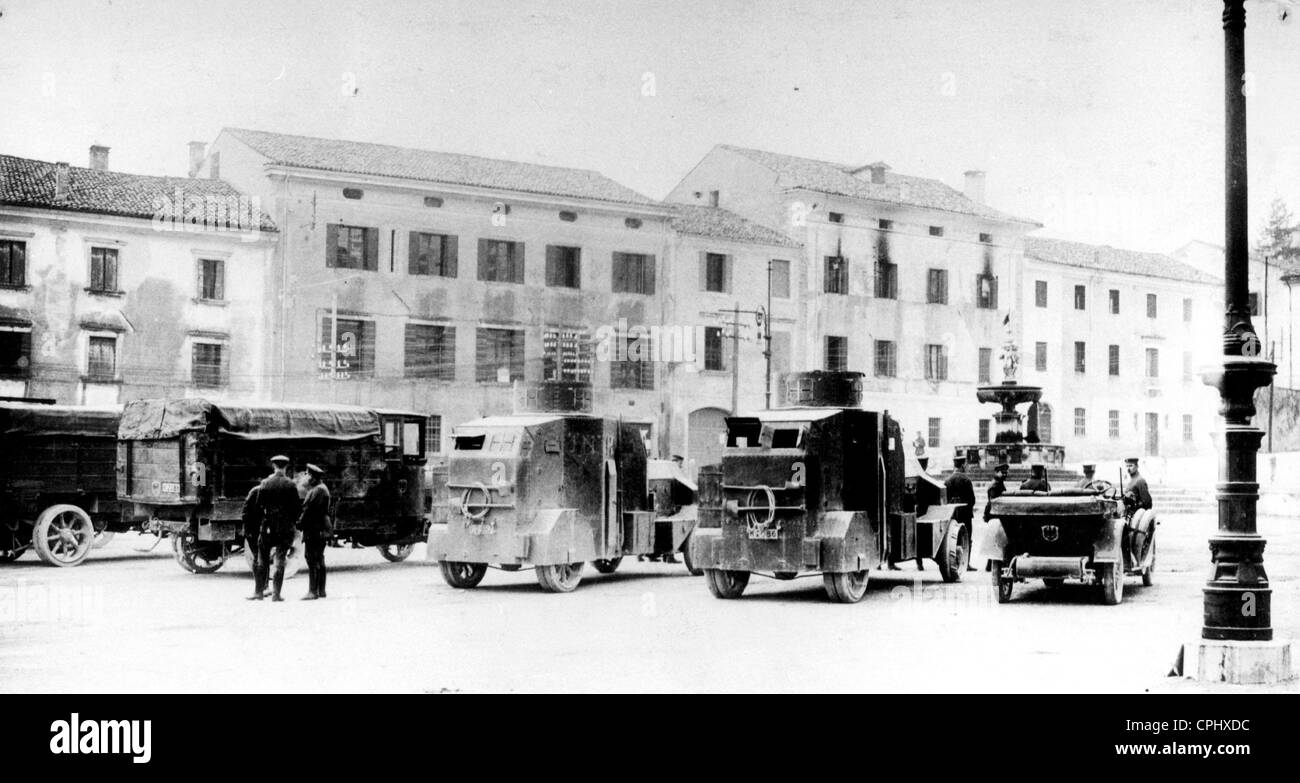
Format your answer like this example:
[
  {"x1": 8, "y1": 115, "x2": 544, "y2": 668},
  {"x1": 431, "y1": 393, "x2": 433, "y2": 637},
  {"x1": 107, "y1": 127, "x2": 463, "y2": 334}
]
[
  {"x1": 764, "y1": 260, "x2": 773, "y2": 409},
  {"x1": 715, "y1": 301, "x2": 769, "y2": 415},
  {"x1": 730, "y1": 302, "x2": 741, "y2": 415}
]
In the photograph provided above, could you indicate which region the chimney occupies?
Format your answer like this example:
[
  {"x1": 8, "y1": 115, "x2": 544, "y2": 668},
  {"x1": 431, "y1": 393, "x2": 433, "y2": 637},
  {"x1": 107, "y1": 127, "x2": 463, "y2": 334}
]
[
  {"x1": 89, "y1": 145, "x2": 110, "y2": 171},
  {"x1": 964, "y1": 169, "x2": 986, "y2": 204},
  {"x1": 867, "y1": 161, "x2": 890, "y2": 185},
  {"x1": 54, "y1": 162, "x2": 71, "y2": 202},
  {"x1": 188, "y1": 141, "x2": 206, "y2": 178}
]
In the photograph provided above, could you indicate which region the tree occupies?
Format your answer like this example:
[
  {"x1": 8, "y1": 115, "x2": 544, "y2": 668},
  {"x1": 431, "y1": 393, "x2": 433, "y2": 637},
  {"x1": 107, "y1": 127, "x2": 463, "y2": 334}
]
[{"x1": 1255, "y1": 198, "x2": 1300, "y2": 270}]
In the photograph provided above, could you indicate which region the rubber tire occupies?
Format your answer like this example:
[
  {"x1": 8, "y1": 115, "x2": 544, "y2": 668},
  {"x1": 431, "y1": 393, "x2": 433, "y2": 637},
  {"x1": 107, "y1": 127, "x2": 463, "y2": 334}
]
[
  {"x1": 1142, "y1": 541, "x2": 1155, "y2": 587},
  {"x1": 992, "y1": 560, "x2": 1013, "y2": 604},
  {"x1": 440, "y1": 561, "x2": 488, "y2": 588},
  {"x1": 171, "y1": 530, "x2": 226, "y2": 574},
  {"x1": 33, "y1": 505, "x2": 96, "y2": 567},
  {"x1": 705, "y1": 569, "x2": 749, "y2": 599},
  {"x1": 1100, "y1": 562, "x2": 1124, "y2": 606},
  {"x1": 592, "y1": 557, "x2": 623, "y2": 574},
  {"x1": 378, "y1": 543, "x2": 415, "y2": 562},
  {"x1": 681, "y1": 535, "x2": 704, "y2": 576},
  {"x1": 536, "y1": 562, "x2": 584, "y2": 593},
  {"x1": 92, "y1": 530, "x2": 115, "y2": 549},
  {"x1": 936, "y1": 521, "x2": 970, "y2": 583},
  {"x1": 823, "y1": 570, "x2": 869, "y2": 603}
]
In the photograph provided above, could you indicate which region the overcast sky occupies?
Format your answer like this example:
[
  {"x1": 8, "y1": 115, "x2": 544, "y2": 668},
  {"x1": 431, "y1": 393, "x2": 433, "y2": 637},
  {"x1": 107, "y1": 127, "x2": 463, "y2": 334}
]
[{"x1": 2, "y1": 0, "x2": 1299, "y2": 253}]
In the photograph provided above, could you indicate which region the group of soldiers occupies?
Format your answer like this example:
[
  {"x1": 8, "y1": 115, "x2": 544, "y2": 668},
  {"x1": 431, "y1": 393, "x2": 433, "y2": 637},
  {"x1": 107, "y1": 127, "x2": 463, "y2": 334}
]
[
  {"x1": 943, "y1": 456, "x2": 1154, "y2": 568},
  {"x1": 241, "y1": 455, "x2": 333, "y2": 601}
]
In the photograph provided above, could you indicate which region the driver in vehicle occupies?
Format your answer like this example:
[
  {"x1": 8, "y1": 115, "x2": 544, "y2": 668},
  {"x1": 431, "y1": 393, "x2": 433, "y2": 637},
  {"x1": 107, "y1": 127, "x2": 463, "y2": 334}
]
[
  {"x1": 1123, "y1": 457, "x2": 1154, "y2": 562},
  {"x1": 1019, "y1": 463, "x2": 1051, "y2": 493},
  {"x1": 1075, "y1": 463, "x2": 1098, "y2": 489}
]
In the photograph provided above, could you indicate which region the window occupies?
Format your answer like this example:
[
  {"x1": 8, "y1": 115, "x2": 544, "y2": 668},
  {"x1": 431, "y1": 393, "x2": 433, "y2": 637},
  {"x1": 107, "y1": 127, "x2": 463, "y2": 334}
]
[
  {"x1": 978, "y1": 347, "x2": 992, "y2": 383},
  {"x1": 924, "y1": 344, "x2": 948, "y2": 381},
  {"x1": 1108, "y1": 345, "x2": 1120, "y2": 376},
  {"x1": 928, "y1": 226, "x2": 944, "y2": 237},
  {"x1": 708, "y1": 190, "x2": 719, "y2": 207},
  {"x1": 978, "y1": 419, "x2": 991, "y2": 444},
  {"x1": 1074, "y1": 341, "x2": 1086, "y2": 373},
  {"x1": 558, "y1": 210, "x2": 577, "y2": 223},
  {"x1": 409, "y1": 232, "x2": 458, "y2": 277},
  {"x1": 878, "y1": 219, "x2": 893, "y2": 230},
  {"x1": 543, "y1": 327, "x2": 592, "y2": 382},
  {"x1": 1035, "y1": 342, "x2": 1047, "y2": 372},
  {"x1": 874, "y1": 340, "x2": 896, "y2": 378},
  {"x1": 320, "y1": 317, "x2": 375, "y2": 379},
  {"x1": 476, "y1": 328, "x2": 525, "y2": 383},
  {"x1": 426, "y1": 415, "x2": 444, "y2": 454},
  {"x1": 1186, "y1": 297, "x2": 1197, "y2": 321},
  {"x1": 198, "y1": 258, "x2": 224, "y2": 301},
  {"x1": 874, "y1": 261, "x2": 897, "y2": 299},
  {"x1": 828, "y1": 212, "x2": 844, "y2": 224},
  {"x1": 1034, "y1": 280, "x2": 1047, "y2": 308},
  {"x1": 703, "y1": 326, "x2": 725, "y2": 371},
  {"x1": 1074, "y1": 284, "x2": 1086, "y2": 310},
  {"x1": 927, "y1": 417, "x2": 941, "y2": 447},
  {"x1": 704, "y1": 253, "x2": 730, "y2": 293},
  {"x1": 1147, "y1": 293, "x2": 1158, "y2": 318},
  {"x1": 612, "y1": 252, "x2": 655, "y2": 294},
  {"x1": 976, "y1": 274, "x2": 998, "y2": 309},
  {"x1": 342, "y1": 188, "x2": 363, "y2": 200},
  {"x1": 89, "y1": 247, "x2": 119, "y2": 293},
  {"x1": 327, "y1": 225, "x2": 377, "y2": 270},
  {"x1": 477, "y1": 239, "x2": 524, "y2": 283},
  {"x1": 770, "y1": 259, "x2": 791, "y2": 299},
  {"x1": 610, "y1": 332, "x2": 654, "y2": 390},
  {"x1": 1074, "y1": 407, "x2": 1086, "y2": 437},
  {"x1": 404, "y1": 324, "x2": 456, "y2": 381},
  {"x1": 1109, "y1": 289, "x2": 1120, "y2": 314},
  {"x1": 545, "y1": 245, "x2": 581, "y2": 288},
  {"x1": 1183, "y1": 414, "x2": 1193, "y2": 442},
  {"x1": 191, "y1": 343, "x2": 225, "y2": 387},
  {"x1": 86, "y1": 336, "x2": 116, "y2": 380},
  {"x1": 1183, "y1": 352, "x2": 1194, "y2": 381},
  {"x1": 1109, "y1": 410, "x2": 1120, "y2": 439},
  {"x1": 926, "y1": 269, "x2": 948, "y2": 304},
  {"x1": 1146, "y1": 348, "x2": 1159, "y2": 379},
  {"x1": 825, "y1": 336, "x2": 848, "y2": 372},
  {"x1": 1246, "y1": 293, "x2": 1258, "y2": 317},
  {"x1": 0, "y1": 329, "x2": 31, "y2": 377},
  {"x1": 823, "y1": 255, "x2": 848, "y2": 294},
  {"x1": 424, "y1": 196, "x2": 444, "y2": 208},
  {"x1": 979, "y1": 233, "x2": 993, "y2": 244},
  {"x1": 0, "y1": 240, "x2": 26, "y2": 287}
]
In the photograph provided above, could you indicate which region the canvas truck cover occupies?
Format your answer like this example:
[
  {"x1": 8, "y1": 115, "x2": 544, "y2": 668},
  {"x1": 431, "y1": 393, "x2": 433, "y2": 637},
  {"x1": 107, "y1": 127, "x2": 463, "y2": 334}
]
[
  {"x1": 118, "y1": 398, "x2": 381, "y2": 441},
  {"x1": 0, "y1": 402, "x2": 121, "y2": 438}
]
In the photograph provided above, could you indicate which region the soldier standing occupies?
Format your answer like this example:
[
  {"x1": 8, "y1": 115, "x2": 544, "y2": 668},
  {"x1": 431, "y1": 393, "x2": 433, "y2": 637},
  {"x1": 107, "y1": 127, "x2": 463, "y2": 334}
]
[
  {"x1": 249, "y1": 455, "x2": 301, "y2": 602},
  {"x1": 1020, "y1": 463, "x2": 1052, "y2": 492},
  {"x1": 241, "y1": 484, "x2": 263, "y2": 597},
  {"x1": 983, "y1": 462, "x2": 1009, "y2": 571},
  {"x1": 298, "y1": 463, "x2": 332, "y2": 600},
  {"x1": 1123, "y1": 457, "x2": 1154, "y2": 563},
  {"x1": 944, "y1": 457, "x2": 977, "y2": 571}
]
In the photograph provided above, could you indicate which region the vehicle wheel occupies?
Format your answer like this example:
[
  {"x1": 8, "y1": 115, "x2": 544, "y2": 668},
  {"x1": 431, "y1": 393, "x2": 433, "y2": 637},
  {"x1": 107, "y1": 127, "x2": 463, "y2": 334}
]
[
  {"x1": 592, "y1": 557, "x2": 622, "y2": 574},
  {"x1": 536, "y1": 562, "x2": 584, "y2": 593},
  {"x1": 705, "y1": 569, "x2": 749, "y2": 599},
  {"x1": 681, "y1": 535, "x2": 704, "y2": 576},
  {"x1": 92, "y1": 530, "x2": 115, "y2": 549},
  {"x1": 1043, "y1": 578, "x2": 1065, "y2": 589},
  {"x1": 1100, "y1": 562, "x2": 1124, "y2": 605},
  {"x1": 823, "y1": 570, "x2": 869, "y2": 603},
  {"x1": 1142, "y1": 541, "x2": 1155, "y2": 587},
  {"x1": 936, "y1": 521, "x2": 969, "y2": 583},
  {"x1": 991, "y1": 560, "x2": 1013, "y2": 604},
  {"x1": 378, "y1": 543, "x2": 415, "y2": 562},
  {"x1": 33, "y1": 505, "x2": 96, "y2": 567},
  {"x1": 440, "y1": 561, "x2": 487, "y2": 588},
  {"x1": 171, "y1": 530, "x2": 226, "y2": 574}
]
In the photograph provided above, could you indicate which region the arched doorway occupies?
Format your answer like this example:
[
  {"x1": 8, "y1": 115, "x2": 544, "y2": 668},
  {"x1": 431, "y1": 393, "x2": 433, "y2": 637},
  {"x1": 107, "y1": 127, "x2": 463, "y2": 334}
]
[{"x1": 688, "y1": 407, "x2": 729, "y2": 469}]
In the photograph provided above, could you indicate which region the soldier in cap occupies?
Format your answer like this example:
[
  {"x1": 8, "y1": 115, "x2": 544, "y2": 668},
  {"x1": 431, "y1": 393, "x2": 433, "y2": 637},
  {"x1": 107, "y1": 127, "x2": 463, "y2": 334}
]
[
  {"x1": 298, "y1": 463, "x2": 332, "y2": 600},
  {"x1": 1076, "y1": 463, "x2": 1098, "y2": 489},
  {"x1": 1123, "y1": 458, "x2": 1154, "y2": 563},
  {"x1": 944, "y1": 456, "x2": 977, "y2": 570},
  {"x1": 249, "y1": 455, "x2": 301, "y2": 602},
  {"x1": 1019, "y1": 463, "x2": 1052, "y2": 493},
  {"x1": 241, "y1": 483, "x2": 263, "y2": 595},
  {"x1": 982, "y1": 462, "x2": 1010, "y2": 571}
]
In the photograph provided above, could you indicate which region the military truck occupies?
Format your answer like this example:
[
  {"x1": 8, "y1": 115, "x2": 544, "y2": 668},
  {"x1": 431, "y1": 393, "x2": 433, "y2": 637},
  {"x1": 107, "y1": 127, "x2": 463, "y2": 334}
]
[
  {"x1": 117, "y1": 398, "x2": 429, "y2": 574},
  {"x1": 428, "y1": 382, "x2": 697, "y2": 592},
  {"x1": 689, "y1": 371, "x2": 967, "y2": 603},
  {"x1": 0, "y1": 401, "x2": 126, "y2": 566}
]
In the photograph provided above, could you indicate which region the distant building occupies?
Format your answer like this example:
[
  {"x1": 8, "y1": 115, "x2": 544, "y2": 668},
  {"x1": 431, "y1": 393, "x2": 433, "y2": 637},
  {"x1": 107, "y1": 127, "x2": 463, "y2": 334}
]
[{"x1": 0, "y1": 147, "x2": 276, "y2": 405}]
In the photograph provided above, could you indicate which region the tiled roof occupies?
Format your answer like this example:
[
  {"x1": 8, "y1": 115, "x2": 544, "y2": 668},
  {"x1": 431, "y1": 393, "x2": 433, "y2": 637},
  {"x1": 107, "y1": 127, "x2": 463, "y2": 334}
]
[
  {"x1": 719, "y1": 145, "x2": 1040, "y2": 226},
  {"x1": 0, "y1": 154, "x2": 275, "y2": 231},
  {"x1": 669, "y1": 205, "x2": 801, "y2": 248},
  {"x1": 1024, "y1": 236, "x2": 1221, "y2": 285},
  {"x1": 224, "y1": 128, "x2": 660, "y2": 207}
]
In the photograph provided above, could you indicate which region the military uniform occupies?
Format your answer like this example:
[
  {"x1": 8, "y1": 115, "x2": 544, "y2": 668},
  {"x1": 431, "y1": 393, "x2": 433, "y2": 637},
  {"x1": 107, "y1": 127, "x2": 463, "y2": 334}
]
[
  {"x1": 944, "y1": 465, "x2": 976, "y2": 568},
  {"x1": 298, "y1": 467, "x2": 332, "y2": 599},
  {"x1": 253, "y1": 464, "x2": 302, "y2": 601},
  {"x1": 983, "y1": 474, "x2": 1006, "y2": 522},
  {"x1": 241, "y1": 485, "x2": 263, "y2": 592},
  {"x1": 1020, "y1": 465, "x2": 1052, "y2": 493},
  {"x1": 1124, "y1": 461, "x2": 1154, "y2": 564}
]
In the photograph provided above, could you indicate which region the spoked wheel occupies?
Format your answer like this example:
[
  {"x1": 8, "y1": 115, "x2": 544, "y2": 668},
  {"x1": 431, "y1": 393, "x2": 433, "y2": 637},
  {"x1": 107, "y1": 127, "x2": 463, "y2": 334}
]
[
  {"x1": 1142, "y1": 541, "x2": 1156, "y2": 587},
  {"x1": 440, "y1": 561, "x2": 488, "y2": 588},
  {"x1": 705, "y1": 569, "x2": 749, "y2": 599},
  {"x1": 681, "y1": 536, "x2": 703, "y2": 576},
  {"x1": 33, "y1": 505, "x2": 96, "y2": 567},
  {"x1": 823, "y1": 570, "x2": 869, "y2": 603},
  {"x1": 92, "y1": 530, "x2": 115, "y2": 549},
  {"x1": 936, "y1": 521, "x2": 969, "y2": 583},
  {"x1": 171, "y1": 530, "x2": 227, "y2": 574},
  {"x1": 992, "y1": 560, "x2": 1013, "y2": 604},
  {"x1": 536, "y1": 562, "x2": 584, "y2": 593},
  {"x1": 1099, "y1": 562, "x2": 1124, "y2": 606},
  {"x1": 592, "y1": 557, "x2": 623, "y2": 574},
  {"x1": 378, "y1": 543, "x2": 415, "y2": 562}
]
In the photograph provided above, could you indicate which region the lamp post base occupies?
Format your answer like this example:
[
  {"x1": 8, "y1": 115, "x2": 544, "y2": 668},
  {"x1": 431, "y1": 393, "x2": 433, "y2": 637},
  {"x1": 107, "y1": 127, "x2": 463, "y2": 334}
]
[{"x1": 1174, "y1": 639, "x2": 1296, "y2": 685}]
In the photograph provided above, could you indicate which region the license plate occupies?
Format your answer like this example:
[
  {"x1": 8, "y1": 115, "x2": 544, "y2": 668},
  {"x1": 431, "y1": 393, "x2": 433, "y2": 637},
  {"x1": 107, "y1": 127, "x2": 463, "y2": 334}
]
[
  {"x1": 160, "y1": 482, "x2": 180, "y2": 494},
  {"x1": 746, "y1": 526, "x2": 780, "y2": 540}
]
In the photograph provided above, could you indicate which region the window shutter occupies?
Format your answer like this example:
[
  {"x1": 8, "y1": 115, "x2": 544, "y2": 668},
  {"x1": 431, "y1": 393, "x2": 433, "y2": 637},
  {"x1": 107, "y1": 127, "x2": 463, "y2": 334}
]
[
  {"x1": 444, "y1": 235, "x2": 459, "y2": 277},
  {"x1": 408, "y1": 231, "x2": 421, "y2": 274},
  {"x1": 90, "y1": 252, "x2": 103, "y2": 291},
  {"x1": 699, "y1": 251, "x2": 707, "y2": 290},
  {"x1": 611, "y1": 253, "x2": 626, "y2": 293},
  {"x1": 325, "y1": 224, "x2": 339, "y2": 269},
  {"x1": 196, "y1": 259, "x2": 205, "y2": 298},
  {"x1": 644, "y1": 255, "x2": 656, "y2": 295},
  {"x1": 214, "y1": 259, "x2": 225, "y2": 300},
  {"x1": 724, "y1": 255, "x2": 733, "y2": 293},
  {"x1": 477, "y1": 239, "x2": 490, "y2": 280},
  {"x1": 546, "y1": 245, "x2": 560, "y2": 286},
  {"x1": 365, "y1": 228, "x2": 379, "y2": 271},
  {"x1": 511, "y1": 242, "x2": 524, "y2": 283}
]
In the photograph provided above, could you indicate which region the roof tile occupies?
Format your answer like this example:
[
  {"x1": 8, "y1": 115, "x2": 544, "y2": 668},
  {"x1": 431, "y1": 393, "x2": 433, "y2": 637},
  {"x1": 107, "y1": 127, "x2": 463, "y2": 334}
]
[
  {"x1": 1024, "y1": 236, "x2": 1221, "y2": 285},
  {"x1": 669, "y1": 204, "x2": 801, "y2": 248}
]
